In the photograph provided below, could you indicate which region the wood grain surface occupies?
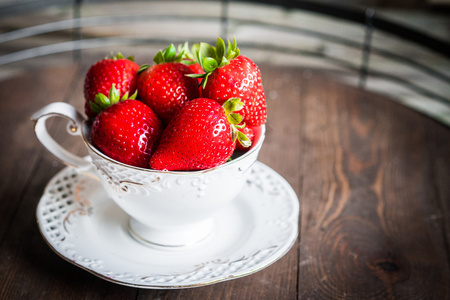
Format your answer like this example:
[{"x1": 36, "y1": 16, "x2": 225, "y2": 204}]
[{"x1": 0, "y1": 62, "x2": 449, "y2": 299}]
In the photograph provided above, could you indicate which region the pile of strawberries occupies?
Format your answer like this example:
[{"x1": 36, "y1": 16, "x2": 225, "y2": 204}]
[{"x1": 83, "y1": 38, "x2": 267, "y2": 171}]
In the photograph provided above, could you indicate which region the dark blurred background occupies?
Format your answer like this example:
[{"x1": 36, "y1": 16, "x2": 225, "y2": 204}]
[{"x1": 1, "y1": 0, "x2": 449, "y2": 124}]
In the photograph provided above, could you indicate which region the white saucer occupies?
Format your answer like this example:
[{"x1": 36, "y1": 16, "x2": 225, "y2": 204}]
[{"x1": 36, "y1": 161, "x2": 300, "y2": 289}]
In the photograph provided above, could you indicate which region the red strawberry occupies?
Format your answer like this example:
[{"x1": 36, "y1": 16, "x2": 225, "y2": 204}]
[
  {"x1": 84, "y1": 53, "x2": 139, "y2": 119},
  {"x1": 186, "y1": 61, "x2": 203, "y2": 98},
  {"x1": 90, "y1": 86, "x2": 163, "y2": 168},
  {"x1": 137, "y1": 44, "x2": 200, "y2": 126},
  {"x1": 149, "y1": 97, "x2": 251, "y2": 171},
  {"x1": 186, "y1": 60, "x2": 204, "y2": 93},
  {"x1": 235, "y1": 125, "x2": 255, "y2": 152},
  {"x1": 186, "y1": 61, "x2": 203, "y2": 75},
  {"x1": 190, "y1": 38, "x2": 267, "y2": 126}
]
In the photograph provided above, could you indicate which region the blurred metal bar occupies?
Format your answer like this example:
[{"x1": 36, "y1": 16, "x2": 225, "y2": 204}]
[
  {"x1": 221, "y1": 0, "x2": 230, "y2": 39},
  {"x1": 73, "y1": 0, "x2": 82, "y2": 62},
  {"x1": 359, "y1": 8, "x2": 375, "y2": 89},
  {"x1": 0, "y1": 0, "x2": 448, "y2": 108},
  {"x1": 0, "y1": 0, "x2": 73, "y2": 17},
  {"x1": 234, "y1": 0, "x2": 450, "y2": 59},
  {"x1": 0, "y1": 14, "x2": 222, "y2": 44}
]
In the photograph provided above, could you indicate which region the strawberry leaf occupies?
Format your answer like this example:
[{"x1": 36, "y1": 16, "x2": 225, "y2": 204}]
[
  {"x1": 191, "y1": 43, "x2": 200, "y2": 58},
  {"x1": 200, "y1": 73, "x2": 211, "y2": 89},
  {"x1": 178, "y1": 42, "x2": 189, "y2": 57},
  {"x1": 129, "y1": 90, "x2": 138, "y2": 100},
  {"x1": 153, "y1": 44, "x2": 184, "y2": 64},
  {"x1": 153, "y1": 51, "x2": 165, "y2": 64},
  {"x1": 237, "y1": 131, "x2": 252, "y2": 148},
  {"x1": 164, "y1": 44, "x2": 176, "y2": 62},
  {"x1": 225, "y1": 38, "x2": 240, "y2": 60},
  {"x1": 90, "y1": 84, "x2": 133, "y2": 114},
  {"x1": 113, "y1": 52, "x2": 124, "y2": 59},
  {"x1": 202, "y1": 57, "x2": 218, "y2": 73},
  {"x1": 178, "y1": 42, "x2": 199, "y2": 64},
  {"x1": 219, "y1": 56, "x2": 229, "y2": 68},
  {"x1": 196, "y1": 37, "x2": 241, "y2": 88},
  {"x1": 174, "y1": 52, "x2": 185, "y2": 63},
  {"x1": 228, "y1": 113, "x2": 243, "y2": 125},
  {"x1": 230, "y1": 124, "x2": 252, "y2": 148},
  {"x1": 93, "y1": 93, "x2": 111, "y2": 110},
  {"x1": 231, "y1": 126, "x2": 239, "y2": 143},
  {"x1": 216, "y1": 38, "x2": 226, "y2": 65},
  {"x1": 90, "y1": 101, "x2": 102, "y2": 115},
  {"x1": 192, "y1": 43, "x2": 201, "y2": 65},
  {"x1": 109, "y1": 52, "x2": 135, "y2": 61},
  {"x1": 99, "y1": 93, "x2": 111, "y2": 106},
  {"x1": 186, "y1": 73, "x2": 205, "y2": 78},
  {"x1": 223, "y1": 97, "x2": 244, "y2": 115},
  {"x1": 120, "y1": 89, "x2": 138, "y2": 101},
  {"x1": 222, "y1": 97, "x2": 249, "y2": 146},
  {"x1": 182, "y1": 60, "x2": 196, "y2": 66},
  {"x1": 138, "y1": 64, "x2": 150, "y2": 74},
  {"x1": 198, "y1": 43, "x2": 216, "y2": 68},
  {"x1": 109, "y1": 84, "x2": 120, "y2": 104},
  {"x1": 121, "y1": 91, "x2": 129, "y2": 101}
]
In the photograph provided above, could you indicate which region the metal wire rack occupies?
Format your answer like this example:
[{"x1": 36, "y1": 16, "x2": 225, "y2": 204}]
[{"x1": 1, "y1": 0, "x2": 449, "y2": 124}]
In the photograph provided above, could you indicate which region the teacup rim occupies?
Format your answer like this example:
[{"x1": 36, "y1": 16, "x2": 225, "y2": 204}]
[{"x1": 81, "y1": 121, "x2": 266, "y2": 175}]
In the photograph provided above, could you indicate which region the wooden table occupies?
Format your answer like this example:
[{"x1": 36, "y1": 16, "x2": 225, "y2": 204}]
[{"x1": 1, "y1": 61, "x2": 449, "y2": 299}]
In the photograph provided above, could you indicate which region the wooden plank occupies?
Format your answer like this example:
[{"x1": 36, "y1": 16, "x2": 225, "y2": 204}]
[
  {"x1": 0, "y1": 156, "x2": 137, "y2": 299},
  {"x1": 0, "y1": 65, "x2": 79, "y2": 244},
  {"x1": 1, "y1": 61, "x2": 449, "y2": 299},
  {"x1": 0, "y1": 64, "x2": 137, "y2": 299},
  {"x1": 424, "y1": 118, "x2": 450, "y2": 265},
  {"x1": 297, "y1": 71, "x2": 450, "y2": 299},
  {"x1": 0, "y1": 65, "x2": 78, "y2": 298}
]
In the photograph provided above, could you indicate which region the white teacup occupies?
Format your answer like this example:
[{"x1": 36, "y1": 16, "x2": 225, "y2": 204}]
[{"x1": 32, "y1": 102, "x2": 265, "y2": 248}]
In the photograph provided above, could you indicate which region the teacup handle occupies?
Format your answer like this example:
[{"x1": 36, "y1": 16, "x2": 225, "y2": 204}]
[{"x1": 32, "y1": 102, "x2": 98, "y2": 180}]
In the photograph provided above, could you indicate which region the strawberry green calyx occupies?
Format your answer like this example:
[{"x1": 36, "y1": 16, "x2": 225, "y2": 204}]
[
  {"x1": 90, "y1": 84, "x2": 137, "y2": 115},
  {"x1": 187, "y1": 37, "x2": 240, "y2": 88},
  {"x1": 178, "y1": 42, "x2": 198, "y2": 65},
  {"x1": 138, "y1": 44, "x2": 186, "y2": 74},
  {"x1": 109, "y1": 52, "x2": 135, "y2": 61},
  {"x1": 154, "y1": 44, "x2": 185, "y2": 64},
  {"x1": 223, "y1": 97, "x2": 251, "y2": 148}
]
